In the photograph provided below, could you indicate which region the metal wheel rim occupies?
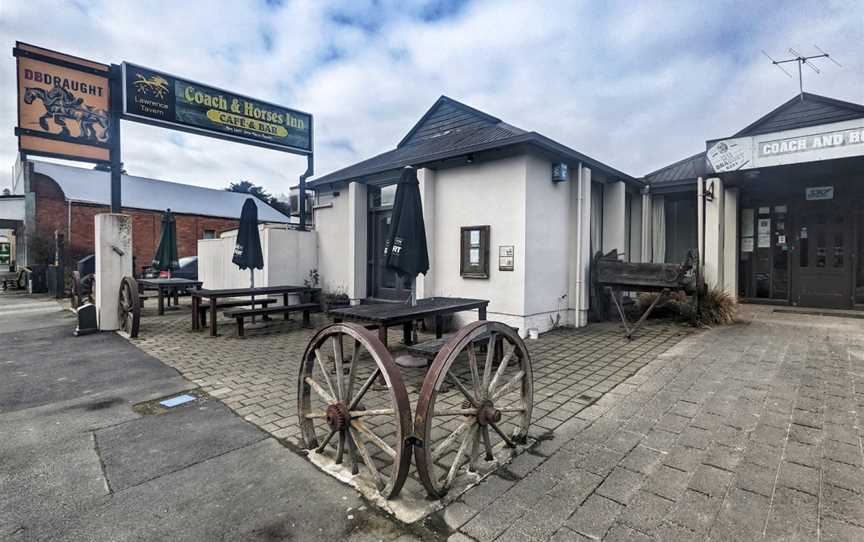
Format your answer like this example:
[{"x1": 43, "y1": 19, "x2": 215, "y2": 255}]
[
  {"x1": 414, "y1": 321, "x2": 533, "y2": 498},
  {"x1": 71, "y1": 271, "x2": 81, "y2": 309},
  {"x1": 297, "y1": 323, "x2": 412, "y2": 499},
  {"x1": 118, "y1": 276, "x2": 140, "y2": 338}
]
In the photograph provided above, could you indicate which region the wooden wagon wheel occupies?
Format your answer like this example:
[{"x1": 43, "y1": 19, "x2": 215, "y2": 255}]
[
  {"x1": 71, "y1": 271, "x2": 82, "y2": 309},
  {"x1": 81, "y1": 273, "x2": 95, "y2": 304},
  {"x1": 414, "y1": 321, "x2": 533, "y2": 498},
  {"x1": 297, "y1": 323, "x2": 412, "y2": 499},
  {"x1": 118, "y1": 276, "x2": 141, "y2": 338}
]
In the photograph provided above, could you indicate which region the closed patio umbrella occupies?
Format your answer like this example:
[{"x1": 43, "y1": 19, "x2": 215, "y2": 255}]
[
  {"x1": 385, "y1": 166, "x2": 429, "y2": 305},
  {"x1": 233, "y1": 198, "x2": 264, "y2": 320},
  {"x1": 152, "y1": 209, "x2": 178, "y2": 274}
]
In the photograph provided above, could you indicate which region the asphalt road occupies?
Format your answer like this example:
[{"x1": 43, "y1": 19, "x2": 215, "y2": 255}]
[{"x1": 0, "y1": 291, "x2": 421, "y2": 541}]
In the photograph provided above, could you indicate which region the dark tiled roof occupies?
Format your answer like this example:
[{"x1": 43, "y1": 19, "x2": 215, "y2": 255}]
[
  {"x1": 732, "y1": 92, "x2": 864, "y2": 138},
  {"x1": 309, "y1": 96, "x2": 635, "y2": 188},
  {"x1": 643, "y1": 152, "x2": 706, "y2": 186}
]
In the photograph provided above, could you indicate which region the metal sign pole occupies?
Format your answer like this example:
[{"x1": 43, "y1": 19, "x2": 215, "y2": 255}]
[
  {"x1": 298, "y1": 153, "x2": 314, "y2": 230},
  {"x1": 109, "y1": 64, "x2": 123, "y2": 213}
]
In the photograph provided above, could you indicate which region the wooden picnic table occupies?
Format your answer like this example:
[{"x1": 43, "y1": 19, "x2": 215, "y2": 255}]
[
  {"x1": 191, "y1": 285, "x2": 319, "y2": 337},
  {"x1": 328, "y1": 296, "x2": 489, "y2": 346},
  {"x1": 138, "y1": 278, "x2": 203, "y2": 316}
]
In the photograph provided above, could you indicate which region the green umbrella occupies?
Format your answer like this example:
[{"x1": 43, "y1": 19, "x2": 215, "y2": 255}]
[{"x1": 152, "y1": 209, "x2": 179, "y2": 272}]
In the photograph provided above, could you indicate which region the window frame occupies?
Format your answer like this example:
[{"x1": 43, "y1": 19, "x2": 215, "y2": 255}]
[{"x1": 460, "y1": 225, "x2": 490, "y2": 279}]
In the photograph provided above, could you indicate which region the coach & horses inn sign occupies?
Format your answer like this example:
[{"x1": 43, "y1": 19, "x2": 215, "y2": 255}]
[
  {"x1": 707, "y1": 118, "x2": 864, "y2": 173},
  {"x1": 14, "y1": 42, "x2": 312, "y2": 164}
]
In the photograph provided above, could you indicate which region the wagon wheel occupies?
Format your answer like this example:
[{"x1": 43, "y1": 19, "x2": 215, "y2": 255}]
[
  {"x1": 80, "y1": 273, "x2": 95, "y2": 304},
  {"x1": 118, "y1": 276, "x2": 141, "y2": 338},
  {"x1": 414, "y1": 321, "x2": 533, "y2": 498},
  {"x1": 297, "y1": 323, "x2": 412, "y2": 499}
]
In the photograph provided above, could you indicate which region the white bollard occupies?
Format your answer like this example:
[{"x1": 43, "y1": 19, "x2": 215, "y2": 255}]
[{"x1": 95, "y1": 213, "x2": 133, "y2": 331}]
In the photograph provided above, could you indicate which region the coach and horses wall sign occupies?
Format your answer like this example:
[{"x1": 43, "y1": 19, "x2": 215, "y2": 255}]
[
  {"x1": 14, "y1": 42, "x2": 112, "y2": 162},
  {"x1": 122, "y1": 64, "x2": 312, "y2": 155}
]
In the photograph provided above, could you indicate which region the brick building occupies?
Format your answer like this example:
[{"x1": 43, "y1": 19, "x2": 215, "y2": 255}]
[{"x1": 11, "y1": 159, "x2": 289, "y2": 270}]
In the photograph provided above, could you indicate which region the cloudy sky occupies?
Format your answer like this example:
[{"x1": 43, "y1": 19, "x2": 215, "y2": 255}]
[{"x1": 1, "y1": 0, "x2": 862, "y2": 196}]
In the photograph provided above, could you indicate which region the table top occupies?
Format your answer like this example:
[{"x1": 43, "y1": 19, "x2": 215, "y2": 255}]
[
  {"x1": 191, "y1": 285, "x2": 319, "y2": 297},
  {"x1": 327, "y1": 297, "x2": 488, "y2": 323},
  {"x1": 139, "y1": 278, "x2": 203, "y2": 287}
]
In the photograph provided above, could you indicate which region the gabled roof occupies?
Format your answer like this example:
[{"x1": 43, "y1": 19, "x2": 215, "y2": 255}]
[
  {"x1": 309, "y1": 95, "x2": 635, "y2": 188},
  {"x1": 732, "y1": 92, "x2": 864, "y2": 138},
  {"x1": 643, "y1": 152, "x2": 706, "y2": 186},
  {"x1": 30, "y1": 161, "x2": 289, "y2": 223}
]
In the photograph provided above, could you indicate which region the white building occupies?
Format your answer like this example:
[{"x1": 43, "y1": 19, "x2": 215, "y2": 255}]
[{"x1": 310, "y1": 96, "x2": 642, "y2": 334}]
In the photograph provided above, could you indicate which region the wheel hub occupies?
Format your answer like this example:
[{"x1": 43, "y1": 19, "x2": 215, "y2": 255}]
[
  {"x1": 476, "y1": 400, "x2": 501, "y2": 426},
  {"x1": 325, "y1": 403, "x2": 350, "y2": 431}
]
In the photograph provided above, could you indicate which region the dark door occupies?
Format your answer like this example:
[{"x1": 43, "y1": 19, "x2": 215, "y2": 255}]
[
  {"x1": 793, "y1": 202, "x2": 852, "y2": 308},
  {"x1": 368, "y1": 209, "x2": 410, "y2": 301}
]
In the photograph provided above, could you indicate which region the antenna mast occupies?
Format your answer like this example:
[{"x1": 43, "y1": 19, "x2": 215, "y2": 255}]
[{"x1": 762, "y1": 46, "x2": 841, "y2": 100}]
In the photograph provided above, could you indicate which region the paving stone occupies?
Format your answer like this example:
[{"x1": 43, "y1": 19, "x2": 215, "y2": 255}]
[
  {"x1": 574, "y1": 447, "x2": 624, "y2": 477},
  {"x1": 783, "y1": 440, "x2": 820, "y2": 468},
  {"x1": 764, "y1": 487, "x2": 818, "y2": 540},
  {"x1": 643, "y1": 465, "x2": 690, "y2": 502},
  {"x1": 777, "y1": 461, "x2": 820, "y2": 496},
  {"x1": 664, "y1": 446, "x2": 707, "y2": 473},
  {"x1": 823, "y1": 439, "x2": 863, "y2": 467},
  {"x1": 822, "y1": 458, "x2": 864, "y2": 494},
  {"x1": 750, "y1": 423, "x2": 787, "y2": 448},
  {"x1": 788, "y1": 423, "x2": 822, "y2": 445},
  {"x1": 655, "y1": 414, "x2": 691, "y2": 434},
  {"x1": 687, "y1": 464, "x2": 733, "y2": 497},
  {"x1": 708, "y1": 487, "x2": 770, "y2": 541},
  {"x1": 821, "y1": 517, "x2": 864, "y2": 541},
  {"x1": 564, "y1": 494, "x2": 623, "y2": 539},
  {"x1": 823, "y1": 481, "x2": 864, "y2": 526},
  {"x1": 651, "y1": 521, "x2": 701, "y2": 541},
  {"x1": 676, "y1": 426, "x2": 713, "y2": 451},
  {"x1": 618, "y1": 490, "x2": 674, "y2": 533},
  {"x1": 666, "y1": 490, "x2": 721, "y2": 534},
  {"x1": 733, "y1": 461, "x2": 777, "y2": 497},
  {"x1": 596, "y1": 467, "x2": 647, "y2": 505},
  {"x1": 702, "y1": 444, "x2": 742, "y2": 472},
  {"x1": 620, "y1": 445, "x2": 664, "y2": 476}
]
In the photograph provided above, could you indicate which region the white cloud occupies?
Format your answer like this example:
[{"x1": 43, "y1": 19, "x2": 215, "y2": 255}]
[{"x1": 0, "y1": 0, "x2": 861, "y2": 195}]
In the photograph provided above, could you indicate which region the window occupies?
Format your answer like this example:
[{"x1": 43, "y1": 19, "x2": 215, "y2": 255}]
[
  {"x1": 203, "y1": 229, "x2": 216, "y2": 239},
  {"x1": 460, "y1": 225, "x2": 490, "y2": 278}
]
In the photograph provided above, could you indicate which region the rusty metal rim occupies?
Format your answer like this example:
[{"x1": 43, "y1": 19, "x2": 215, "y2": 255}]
[
  {"x1": 118, "y1": 276, "x2": 140, "y2": 338},
  {"x1": 296, "y1": 322, "x2": 413, "y2": 499},
  {"x1": 413, "y1": 320, "x2": 533, "y2": 499}
]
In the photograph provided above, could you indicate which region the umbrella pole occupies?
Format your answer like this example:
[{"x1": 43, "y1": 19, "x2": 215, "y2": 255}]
[{"x1": 250, "y1": 269, "x2": 255, "y2": 324}]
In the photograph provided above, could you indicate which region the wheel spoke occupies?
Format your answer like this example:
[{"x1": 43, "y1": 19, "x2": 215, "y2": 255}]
[
  {"x1": 351, "y1": 420, "x2": 396, "y2": 458},
  {"x1": 447, "y1": 372, "x2": 479, "y2": 408},
  {"x1": 315, "y1": 428, "x2": 337, "y2": 453},
  {"x1": 349, "y1": 408, "x2": 395, "y2": 417},
  {"x1": 467, "y1": 346, "x2": 482, "y2": 400},
  {"x1": 304, "y1": 410, "x2": 328, "y2": 419},
  {"x1": 335, "y1": 431, "x2": 345, "y2": 464},
  {"x1": 349, "y1": 428, "x2": 383, "y2": 490},
  {"x1": 487, "y1": 343, "x2": 515, "y2": 395},
  {"x1": 432, "y1": 408, "x2": 478, "y2": 417},
  {"x1": 345, "y1": 340, "x2": 360, "y2": 400},
  {"x1": 445, "y1": 425, "x2": 476, "y2": 488},
  {"x1": 468, "y1": 424, "x2": 481, "y2": 471},
  {"x1": 488, "y1": 422, "x2": 515, "y2": 448},
  {"x1": 314, "y1": 348, "x2": 339, "y2": 401},
  {"x1": 482, "y1": 426, "x2": 494, "y2": 460},
  {"x1": 348, "y1": 366, "x2": 381, "y2": 411},
  {"x1": 432, "y1": 420, "x2": 472, "y2": 460},
  {"x1": 331, "y1": 336, "x2": 345, "y2": 401},
  {"x1": 305, "y1": 376, "x2": 337, "y2": 404},
  {"x1": 482, "y1": 332, "x2": 497, "y2": 393},
  {"x1": 492, "y1": 370, "x2": 525, "y2": 401}
]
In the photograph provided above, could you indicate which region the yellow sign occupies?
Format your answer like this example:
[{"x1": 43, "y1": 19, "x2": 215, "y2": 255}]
[{"x1": 15, "y1": 42, "x2": 111, "y2": 162}]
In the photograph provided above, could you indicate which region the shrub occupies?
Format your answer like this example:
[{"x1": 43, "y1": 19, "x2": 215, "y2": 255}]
[
  {"x1": 635, "y1": 288, "x2": 736, "y2": 326},
  {"x1": 696, "y1": 288, "x2": 737, "y2": 326}
]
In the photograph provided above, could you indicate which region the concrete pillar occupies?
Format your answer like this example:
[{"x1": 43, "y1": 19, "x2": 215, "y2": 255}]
[
  {"x1": 723, "y1": 187, "x2": 738, "y2": 298},
  {"x1": 704, "y1": 177, "x2": 725, "y2": 289},
  {"x1": 567, "y1": 164, "x2": 581, "y2": 326},
  {"x1": 641, "y1": 187, "x2": 652, "y2": 263},
  {"x1": 95, "y1": 213, "x2": 132, "y2": 331},
  {"x1": 347, "y1": 182, "x2": 367, "y2": 302},
  {"x1": 577, "y1": 166, "x2": 592, "y2": 326},
  {"x1": 416, "y1": 168, "x2": 435, "y2": 299},
  {"x1": 629, "y1": 194, "x2": 642, "y2": 263},
  {"x1": 602, "y1": 181, "x2": 626, "y2": 255}
]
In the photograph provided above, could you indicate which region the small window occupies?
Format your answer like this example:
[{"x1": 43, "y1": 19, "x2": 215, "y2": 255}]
[
  {"x1": 203, "y1": 229, "x2": 217, "y2": 240},
  {"x1": 460, "y1": 226, "x2": 490, "y2": 278}
]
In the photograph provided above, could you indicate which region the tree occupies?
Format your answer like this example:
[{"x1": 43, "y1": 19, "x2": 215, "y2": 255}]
[{"x1": 226, "y1": 180, "x2": 290, "y2": 217}]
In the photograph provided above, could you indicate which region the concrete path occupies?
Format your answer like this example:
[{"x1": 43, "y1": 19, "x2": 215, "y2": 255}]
[
  {"x1": 0, "y1": 292, "x2": 420, "y2": 541},
  {"x1": 445, "y1": 306, "x2": 864, "y2": 541}
]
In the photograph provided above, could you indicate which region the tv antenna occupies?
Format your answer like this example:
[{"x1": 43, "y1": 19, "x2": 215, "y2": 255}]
[{"x1": 762, "y1": 45, "x2": 841, "y2": 100}]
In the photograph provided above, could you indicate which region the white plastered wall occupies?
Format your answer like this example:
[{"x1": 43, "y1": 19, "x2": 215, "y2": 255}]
[{"x1": 314, "y1": 191, "x2": 351, "y2": 295}]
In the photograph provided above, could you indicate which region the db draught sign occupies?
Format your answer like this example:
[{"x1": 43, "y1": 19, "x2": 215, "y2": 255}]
[{"x1": 14, "y1": 42, "x2": 112, "y2": 162}]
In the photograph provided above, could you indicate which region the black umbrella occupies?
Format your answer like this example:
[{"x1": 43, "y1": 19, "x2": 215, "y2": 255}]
[
  {"x1": 233, "y1": 198, "x2": 264, "y2": 319},
  {"x1": 385, "y1": 167, "x2": 429, "y2": 305},
  {"x1": 152, "y1": 209, "x2": 178, "y2": 273}
]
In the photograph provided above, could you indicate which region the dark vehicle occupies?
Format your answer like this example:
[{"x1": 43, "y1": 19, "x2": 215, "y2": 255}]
[{"x1": 143, "y1": 256, "x2": 198, "y2": 280}]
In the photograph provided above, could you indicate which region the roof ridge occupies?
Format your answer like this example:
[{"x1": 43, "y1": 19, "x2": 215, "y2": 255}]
[{"x1": 643, "y1": 151, "x2": 706, "y2": 178}]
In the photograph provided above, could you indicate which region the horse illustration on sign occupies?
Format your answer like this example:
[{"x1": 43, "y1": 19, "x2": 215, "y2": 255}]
[
  {"x1": 24, "y1": 85, "x2": 109, "y2": 142},
  {"x1": 133, "y1": 73, "x2": 170, "y2": 98}
]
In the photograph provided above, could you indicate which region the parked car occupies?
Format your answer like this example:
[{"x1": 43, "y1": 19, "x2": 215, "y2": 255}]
[{"x1": 142, "y1": 256, "x2": 198, "y2": 280}]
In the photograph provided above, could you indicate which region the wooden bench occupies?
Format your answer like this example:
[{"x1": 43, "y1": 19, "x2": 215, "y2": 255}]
[
  {"x1": 196, "y1": 297, "x2": 279, "y2": 327},
  {"x1": 225, "y1": 302, "x2": 320, "y2": 337},
  {"x1": 406, "y1": 327, "x2": 519, "y2": 361}
]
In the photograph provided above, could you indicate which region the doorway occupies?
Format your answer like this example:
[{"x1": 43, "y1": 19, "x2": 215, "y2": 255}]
[
  {"x1": 792, "y1": 199, "x2": 852, "y2": 308},
  {"x1": 367, "y1": 184, "x2": 411, "y2": 301}
]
